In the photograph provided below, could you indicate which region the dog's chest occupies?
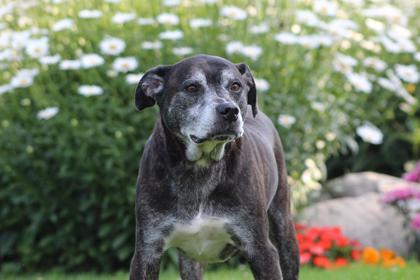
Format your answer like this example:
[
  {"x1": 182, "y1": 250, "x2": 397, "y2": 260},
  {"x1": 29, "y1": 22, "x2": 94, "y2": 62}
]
[{"x1": 164, "y1": 212, "x2": 234, "y2": 263}]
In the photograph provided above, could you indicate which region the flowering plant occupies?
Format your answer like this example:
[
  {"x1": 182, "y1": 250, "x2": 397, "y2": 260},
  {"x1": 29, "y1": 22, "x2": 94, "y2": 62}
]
[
  {"x1": 295, "y1": 224, "x2": 362, "y2": 269},
  {"x1": 383, "y1": 161, "x2": 420, "y2": 259},
  {"x1": 361, "y1": 247, "x2": 406, "y2": 268}
]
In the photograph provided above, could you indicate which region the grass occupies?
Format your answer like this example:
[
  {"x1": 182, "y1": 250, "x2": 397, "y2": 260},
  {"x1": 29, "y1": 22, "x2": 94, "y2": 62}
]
[{"x1": 2, "y1": 262, "x2": 419, "y2": 280}]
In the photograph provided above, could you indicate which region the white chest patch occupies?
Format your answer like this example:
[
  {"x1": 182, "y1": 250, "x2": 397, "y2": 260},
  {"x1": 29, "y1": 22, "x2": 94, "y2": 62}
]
[{"x1": 164, "y1": 213, "x2": 233, "y2": 263}]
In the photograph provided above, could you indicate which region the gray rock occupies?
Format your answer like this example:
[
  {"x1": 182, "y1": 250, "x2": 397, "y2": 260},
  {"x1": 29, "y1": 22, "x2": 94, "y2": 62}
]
[
  {"x1": 299, "y1": 193, "x2": 413, "y2": 256},
  {"x1": 325, "y1": 172, "x2": 420, "y2": 198}
]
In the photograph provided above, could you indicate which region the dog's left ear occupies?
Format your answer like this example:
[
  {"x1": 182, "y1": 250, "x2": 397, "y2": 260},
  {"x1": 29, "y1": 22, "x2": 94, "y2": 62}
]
[
  {"x1": 236, "y1": 63, "x2": 257, "y2": 117},
  {"x1": 135, "y1": 65, "x2": 172, "y2": 111}
]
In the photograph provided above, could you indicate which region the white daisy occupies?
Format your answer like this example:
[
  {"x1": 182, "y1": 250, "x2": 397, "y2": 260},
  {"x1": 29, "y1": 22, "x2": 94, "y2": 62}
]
[
  {"x1": 363, "y1": 5, "x2": 405, "y2": 25},
  {"x1": 395, "y1": 64, "x2": 419, "y2": 83},
  {"x1": 0, "y1": 3, "x2": 14, "y2": 18},
  {"x1": 249, "y1": 23, "x2": 269, "y2": 34},
  {"x1": 311, "y1": 102, "x2": 326, "y2": 112},
  {"x1": 126, "y1": 73, "x2": 143, "y2": 85},
  {"x1": 386, "y1": 70, "x2": 417, "y2": 105},
  {"x1": 156, "y1": 13, "x2": 179, "y2": 25},
  {"x1": 199, "y1": 0, "x2": 217, "y2": 3},
  {"x1": 10, "y1": 30, "x2": 31, "y2": 50},
  {"x1": 59, "y1": 59, "x2": 81, "y2": 70},
  {"x1": 39, "y1": 54, "x2": 61, "y2": 65},
  {"x1": 220, "y1": 6, "x2": 247, "y2": 20},
  {"x1": 137, "y1": 18, "x2": 155, "y2": 25},
  {"x1": 274, "y1": 32, "x2": 298, "y2": 44},
  {"x1": 379, "y1": 35, "x2": 401, "y2": 53},
  {"x1": 329, "y1": 19, "x2": 358, "y2": 31},
  {"x1": 112, "y1": 57, "x2": 138, "y2": 73},
  {"x1": 37, "y1": 107, "x2": 59, "y2": 120},
  {"x1": 225, "y1": 41, "x2": 243, "y2": 54},
  {"x1": 241, "y1": 45, "x2": 262, "y2": 61},
  {"x1": 332, "y1": 53, "x2": 357, "y2": 74},
  {"x1": 159, "y1": 30, "x2": 183, "y2": 40},
  {"x1": 345, "y1": 72, "x2": 372, "y2": 94},
  {"x1": 80, "y1": 53, "x2": 105, "y2": 68},
  {"x1": 378, "y1": 77, "x2": 396, "y2": 92},
  {"x1": 365, "y1": 18, "x2": 385, "y2": 34},
  {"x1": 313, "y1": 0, "x2": 338, "y2": 17},
  {"x1": 388, "y1": 25, "x2": 411, "y2": 40},
  {"x1": 141, "y1": 41, "x2": 163, "y2": 50},
  {"x1": 298, "y1": 35, "x2": 322, "y2": 49},
  {"x1": 99, "y1": 37, "x2": 126, "y2": 56},
  {"x1": 342, "y1": 0, "x2": 363, "y2": 6},
  {"x1": 25, "y1": 37, "x2": 49, "y2": 58},
  {"x1": 78, "y1": 9, "x2": 102, "y2": 19},
  {"x1": 11, "y1": 70, "x2": 36, "y2": 88},
  {"x1": 295, "y1": 10, "x2": 321, "y2": 27},
  {"x1": 173, "y1": 47, "x2": 193, "y2": 56},
  {"x1": 163, "y1": 0, "x2": 180, "y2": 6},
  {"x1": 112, "y1": 12, "x2": 136, "y2": 24},
  {"x1": 78, "y1": 85, "x2": 103, "y2": 96},
  {"x1": 189, "y1": 18, "x2": 212, "y2": 29},
  {"x1": 363, "y1": 57, "x2": 387, "y2": 72},
  {"x1": 254, "y1": 78, "x2": 270, "y2": 92},
  {"x1": 277, "y1": 114, "x2": 296, "y2": 128},
  {"x1": 52, "y1": 19, "x2": 74, "y2": 32},
  {"x1": 356, "y1": 123, "x2": 383, "y2": 145}
]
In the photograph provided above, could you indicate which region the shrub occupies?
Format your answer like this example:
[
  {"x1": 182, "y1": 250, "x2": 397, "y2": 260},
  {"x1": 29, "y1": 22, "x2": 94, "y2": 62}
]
[{"x1": 0, "y1": 0, "x2": 419, "y2": 272}]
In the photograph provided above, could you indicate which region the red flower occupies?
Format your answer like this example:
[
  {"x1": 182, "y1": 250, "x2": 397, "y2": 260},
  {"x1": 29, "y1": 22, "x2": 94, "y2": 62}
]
[
  {"x1": 334, "y1": 257, "x2": 348, "y2": 267},
  {"x1": 313, "y1": 256, "x2": 332, "y2": 269},
  {"x1": 300, "y1": 252, "x2": 311, "y2": 264},
  {"x1": 335, "y1": 237, "x2": 349, "y2": 247},
  {"x1": 320, "y1": 239, "x2": 332, "y2": 250},
  {"x1": 294, "y1": 223, "x2": 361, "y2": 269},
  {"x1": 351, "y1": 249, "x2": 361, "y2": 260},
  {"x1": 310, "y1": 244, "x2": 325, "y2": 255},
  {"x1": 299, "y1": 241, "x2": 312, "y2": 252}
]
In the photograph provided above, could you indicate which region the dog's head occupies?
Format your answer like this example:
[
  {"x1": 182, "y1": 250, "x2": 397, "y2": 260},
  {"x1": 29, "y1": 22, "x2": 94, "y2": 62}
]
[{"x1": 135, "y1": 54, "x2": 257, "y2": 161}]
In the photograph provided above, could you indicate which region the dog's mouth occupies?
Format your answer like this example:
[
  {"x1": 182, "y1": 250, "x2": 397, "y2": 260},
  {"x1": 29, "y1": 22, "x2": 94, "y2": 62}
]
[{"x1": 190, "y1": 133, "x2": 238, "y2": 144}]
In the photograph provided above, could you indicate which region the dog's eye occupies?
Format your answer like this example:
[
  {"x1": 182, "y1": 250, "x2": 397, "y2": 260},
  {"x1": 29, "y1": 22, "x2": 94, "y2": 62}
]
[
  {"x1": 230, "y1": 82, "x2": 242, "y2": 92},
  {"x1": 185, "y1": 84, "x2": 198, "y2": 93}
]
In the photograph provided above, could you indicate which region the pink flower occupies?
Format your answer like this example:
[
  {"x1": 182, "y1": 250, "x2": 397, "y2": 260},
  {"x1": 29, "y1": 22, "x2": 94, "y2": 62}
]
[
  {"x1": 403, "y1": 162, "x2": 420, "y2": 183},
  {"x1": 383, "y1": 187, "x2": 415, "y2": 203},
  {"x1": 410, "y1": 214, "x2": 420, "y2": 231}
]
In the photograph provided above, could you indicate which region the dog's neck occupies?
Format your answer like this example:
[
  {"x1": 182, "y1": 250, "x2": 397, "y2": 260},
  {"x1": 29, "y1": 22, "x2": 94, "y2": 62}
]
[{"x1": 156, "y1": 117, "x2": 239, "y2": 168}]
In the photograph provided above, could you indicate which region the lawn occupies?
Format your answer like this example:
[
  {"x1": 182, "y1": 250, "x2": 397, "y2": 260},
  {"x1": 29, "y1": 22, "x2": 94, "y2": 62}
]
[{"x1": 2, "y1": 262, "x2": 419, "y2": 280}]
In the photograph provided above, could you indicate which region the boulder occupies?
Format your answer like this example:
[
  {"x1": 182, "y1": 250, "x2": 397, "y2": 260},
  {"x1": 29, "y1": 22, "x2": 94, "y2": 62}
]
[
  {"x1": 324, "y1": 172, "x2": 420, "y2": 198},
  {"x1": 299, "y1": 193, "x2": 413, "y2": 256}
]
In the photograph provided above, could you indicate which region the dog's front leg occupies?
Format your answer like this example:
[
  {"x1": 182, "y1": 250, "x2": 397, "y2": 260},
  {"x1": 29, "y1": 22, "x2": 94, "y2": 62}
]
[
  {"x1": 245, "y1": 239, "x2": 283, "y2": 280},
  {"x1": 129, "y1": 227, "x2": 164, "y2": 280},
  {"x1": 178, "y1": 252, "x2": 203, "y2": 280},
  {"x1": 234, "y1": 219, "x2": 283, "y2": 280}
]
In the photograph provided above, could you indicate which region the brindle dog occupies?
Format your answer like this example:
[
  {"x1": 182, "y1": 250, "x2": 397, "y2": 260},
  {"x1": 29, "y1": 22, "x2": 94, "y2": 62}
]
[{"x1": 129, "y1": 54, "x2": 299, "y2": 280}]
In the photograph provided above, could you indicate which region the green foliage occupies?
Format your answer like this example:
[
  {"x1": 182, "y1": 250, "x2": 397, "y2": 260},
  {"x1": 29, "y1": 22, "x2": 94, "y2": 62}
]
[
  {"x1": 0, "y1": 0, "x2": 419, "y2": 273},
  {"x1": 1, "y1": 261, "x2": 420, "y2": 280}
]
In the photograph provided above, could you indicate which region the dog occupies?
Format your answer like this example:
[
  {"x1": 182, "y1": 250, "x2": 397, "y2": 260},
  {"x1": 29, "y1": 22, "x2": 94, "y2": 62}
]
[{"x1": 129, "y1": 54, "x2": 299, "y2": 280}]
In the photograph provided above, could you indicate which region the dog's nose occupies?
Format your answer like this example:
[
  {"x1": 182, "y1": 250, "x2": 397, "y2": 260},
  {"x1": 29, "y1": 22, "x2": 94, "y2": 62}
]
[{"x1": 216, "y1": 103, "x2": 239, "y2": 122}]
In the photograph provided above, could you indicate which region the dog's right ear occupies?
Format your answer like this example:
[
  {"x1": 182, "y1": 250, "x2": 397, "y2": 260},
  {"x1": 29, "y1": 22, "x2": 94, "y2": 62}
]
[
  {"x1": 236, "y1": 63, "x2": 258, "y2": 117},
  {"x1": 135, "y1": 65, "x2": 171, "y2": 111}
]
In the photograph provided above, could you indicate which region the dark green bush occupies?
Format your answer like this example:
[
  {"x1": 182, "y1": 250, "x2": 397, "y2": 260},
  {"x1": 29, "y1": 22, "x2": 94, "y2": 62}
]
[{"x1": 0, "y1": 80, "x2": 156, "y2": 271}]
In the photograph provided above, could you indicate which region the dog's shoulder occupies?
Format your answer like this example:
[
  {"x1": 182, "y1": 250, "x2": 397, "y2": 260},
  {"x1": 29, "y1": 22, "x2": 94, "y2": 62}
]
[{"x1": 244, "y1": 110, "x2": 279, "y2": 142}]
